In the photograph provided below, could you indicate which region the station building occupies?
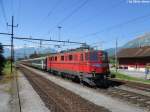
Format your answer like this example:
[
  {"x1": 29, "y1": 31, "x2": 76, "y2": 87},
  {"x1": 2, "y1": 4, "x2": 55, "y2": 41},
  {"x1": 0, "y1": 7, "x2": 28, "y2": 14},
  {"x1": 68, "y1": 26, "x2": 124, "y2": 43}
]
[{"x1": 117, "y1": 46, "x2": 150, "y2": 72}]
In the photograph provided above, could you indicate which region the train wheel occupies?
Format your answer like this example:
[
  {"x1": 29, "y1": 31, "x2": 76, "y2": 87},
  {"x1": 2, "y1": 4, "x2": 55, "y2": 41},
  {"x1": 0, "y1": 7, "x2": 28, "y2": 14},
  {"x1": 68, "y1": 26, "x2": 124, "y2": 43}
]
[{"x1": 73, "y1": 76, "x2": 80, "y2": 83}]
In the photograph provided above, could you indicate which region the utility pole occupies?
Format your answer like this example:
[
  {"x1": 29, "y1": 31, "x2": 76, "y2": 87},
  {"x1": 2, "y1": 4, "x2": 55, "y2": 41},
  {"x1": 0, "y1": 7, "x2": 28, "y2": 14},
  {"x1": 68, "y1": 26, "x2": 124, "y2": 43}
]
[
  {"x1": 7, "y1": 16, "x2": 18, "y2": 73},
  {"x1": 115, "y1": 38, "x2": 118, "y2": 72},
  {"x1": 24, "y1": 44, "x2": 26, "y2": 59},
  {"x1": 58, "y1": 26, "x2": 62, "y2": 41}
]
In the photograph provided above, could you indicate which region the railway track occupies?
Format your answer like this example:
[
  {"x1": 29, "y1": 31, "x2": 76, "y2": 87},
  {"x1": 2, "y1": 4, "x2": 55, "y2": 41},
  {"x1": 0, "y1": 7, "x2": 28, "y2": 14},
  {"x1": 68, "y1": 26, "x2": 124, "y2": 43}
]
[
  {"x1": 110, "y1": 78, "x2": 150, "y2": 92},
  {"x1": 96, "y1": 86, "x2": 150, "y2": 111},
  {"x1": 94, "y1": 78, "x2": 150, "y2": 111},
  {"x1": 19, "y1": 65, "x2": 150, "y2": 111},
  {"x1": 19, "y1": 66, "x2": 110, "y2": 112}
]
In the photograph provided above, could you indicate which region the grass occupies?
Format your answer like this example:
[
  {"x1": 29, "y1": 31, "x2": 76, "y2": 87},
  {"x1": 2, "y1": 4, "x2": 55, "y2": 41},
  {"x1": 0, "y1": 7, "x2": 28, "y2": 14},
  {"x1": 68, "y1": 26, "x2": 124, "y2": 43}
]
[
  {"x1": 111, "y1": 71, "x2": 150, "y2": 84},
  {"x1": 0, "y1": 61, "x2": 13, "y2": 84}
]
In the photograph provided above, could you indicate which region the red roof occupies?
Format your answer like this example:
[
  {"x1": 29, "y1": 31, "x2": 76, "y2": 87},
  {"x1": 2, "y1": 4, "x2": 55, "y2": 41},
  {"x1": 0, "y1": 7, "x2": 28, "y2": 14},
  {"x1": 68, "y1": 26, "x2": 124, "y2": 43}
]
[{"x1": 117, "y1": 46, "x2": 150, "y2": 58}]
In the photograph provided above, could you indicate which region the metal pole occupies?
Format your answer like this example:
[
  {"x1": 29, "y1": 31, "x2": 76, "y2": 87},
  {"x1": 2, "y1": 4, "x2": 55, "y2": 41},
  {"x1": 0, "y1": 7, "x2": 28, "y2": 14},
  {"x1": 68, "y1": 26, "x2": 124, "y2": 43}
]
[
  {"x1": 11, "y1": 16, "x2": 14, "y2": 73},
  {"x1": 58, "y1": 26, "x2": 62, "y2": 41},
  {"x1": 24, "y1": 44, "x2": 26, "y2": 59},
  {"x1": 115, "y1": 38, "x2": 118, "y2": 72}
]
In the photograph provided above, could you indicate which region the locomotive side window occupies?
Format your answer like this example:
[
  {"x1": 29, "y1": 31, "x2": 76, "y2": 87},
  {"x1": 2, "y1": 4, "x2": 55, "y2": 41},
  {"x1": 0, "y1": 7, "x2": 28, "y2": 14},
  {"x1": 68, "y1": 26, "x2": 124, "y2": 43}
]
[
  {"x1": 51, "y1": 57, "x2": 54, "y2": 61},
  {"x1": 65, "y1": 56, "x2": 68, "y2": 61},
  {"x1": 61, "y1": 56, "x2": 64, "y2": 61},
  {"x1": 69, "y1": 55, "x2": 73, "y2": 61},
  {"x1": 74, "y1": 54, "x2": 77, "y2": 61},
  {"x1": 80, "y1": 54, "x2": 84, "y2": 61},
  {"x1": 85, "y1": 53, "x2": 89, "y2": 60},
  {"x1": 55, "y1": 56, "x2": 57, "y2": 61}
]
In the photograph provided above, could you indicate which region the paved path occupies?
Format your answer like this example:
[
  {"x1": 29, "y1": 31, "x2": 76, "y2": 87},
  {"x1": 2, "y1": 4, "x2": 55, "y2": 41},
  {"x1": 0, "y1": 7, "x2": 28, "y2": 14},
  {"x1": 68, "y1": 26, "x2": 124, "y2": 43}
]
[
  {"x1": 118, "y1": 69, "x2": 145, "y2": 78},
  {"x1": 111, "y1": 68, "x2": 150, "y2": 79}
]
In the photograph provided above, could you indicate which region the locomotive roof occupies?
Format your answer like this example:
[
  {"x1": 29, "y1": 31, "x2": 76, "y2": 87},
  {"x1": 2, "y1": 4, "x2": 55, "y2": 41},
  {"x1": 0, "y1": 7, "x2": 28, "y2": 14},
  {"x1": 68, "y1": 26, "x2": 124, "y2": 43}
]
[
  {"x1": 21, "y1": 48, "x2": 107, "y2": 61},
  {"x1": 48, "y1": 49, "x2": 106, "y2": 57}
]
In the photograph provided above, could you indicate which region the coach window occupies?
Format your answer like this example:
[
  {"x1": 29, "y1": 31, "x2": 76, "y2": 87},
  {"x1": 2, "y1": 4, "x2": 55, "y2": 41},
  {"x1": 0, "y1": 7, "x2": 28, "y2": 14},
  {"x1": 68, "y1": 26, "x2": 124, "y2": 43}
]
[
  {"x1": 61, "y1": 56, "x2": 64, "y2": 61},
  {"x1": 80, "y1": 54, "x2": 84, "y2": 61},
  {"x1": 69, "y1": 55, "x2": 73, "y2": 61}
]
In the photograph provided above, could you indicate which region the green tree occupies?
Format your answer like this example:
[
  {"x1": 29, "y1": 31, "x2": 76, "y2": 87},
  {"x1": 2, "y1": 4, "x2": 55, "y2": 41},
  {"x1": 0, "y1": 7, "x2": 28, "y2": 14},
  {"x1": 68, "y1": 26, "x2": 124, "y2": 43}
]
[{"x1": 0, "y1": 43, "x2": 5, "y2": 75}]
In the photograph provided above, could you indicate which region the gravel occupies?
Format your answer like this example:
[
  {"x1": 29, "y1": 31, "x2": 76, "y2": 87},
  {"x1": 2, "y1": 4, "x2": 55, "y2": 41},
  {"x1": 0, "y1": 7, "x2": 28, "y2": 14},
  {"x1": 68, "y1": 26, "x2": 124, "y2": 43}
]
[{"x1": 21, "y1": 65, "x2": 149, "y2": 112}]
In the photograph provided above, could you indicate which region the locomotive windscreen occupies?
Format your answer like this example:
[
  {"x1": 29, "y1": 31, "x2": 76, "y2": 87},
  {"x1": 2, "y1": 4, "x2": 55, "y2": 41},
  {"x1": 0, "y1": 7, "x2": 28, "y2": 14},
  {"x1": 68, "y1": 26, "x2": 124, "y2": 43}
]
[
  {"x1": 89, "y1": 52, "x2": 98, "y2": 61},
  {"x1": 101, "y1": 52, "x2": 108, "y2": 62},
  {"x1": 87, "y1": 51, "x2": 108, "y2": 62}
]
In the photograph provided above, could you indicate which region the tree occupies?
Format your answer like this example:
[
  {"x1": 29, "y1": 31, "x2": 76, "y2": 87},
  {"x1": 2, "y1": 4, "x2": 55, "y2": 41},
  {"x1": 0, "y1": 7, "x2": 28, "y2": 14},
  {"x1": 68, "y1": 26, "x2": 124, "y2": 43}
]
[
  {"x1": 29, "y1": 51, "x2": 39, "y2": 58},
  {"x1": 0, "y1": 43, "x2": 5, "y2": 75}
]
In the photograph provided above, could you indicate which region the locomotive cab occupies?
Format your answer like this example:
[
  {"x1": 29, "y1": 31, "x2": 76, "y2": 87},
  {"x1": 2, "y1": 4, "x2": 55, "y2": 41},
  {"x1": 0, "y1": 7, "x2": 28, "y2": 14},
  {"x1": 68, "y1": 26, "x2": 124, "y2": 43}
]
[{"x1": 85, "y1": 51, "x2": 110, "y2": 79}]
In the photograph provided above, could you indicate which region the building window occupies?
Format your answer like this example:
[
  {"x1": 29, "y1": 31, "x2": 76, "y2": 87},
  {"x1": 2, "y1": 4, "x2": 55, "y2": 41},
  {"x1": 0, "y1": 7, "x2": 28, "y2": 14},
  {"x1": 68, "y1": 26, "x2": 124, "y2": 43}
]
[
  {"x1": 61, "y1": 56, "x2": 64, "y2": 61},
  {"x1": 69, "y1": 55, "x2": 73, "y2": 61}
]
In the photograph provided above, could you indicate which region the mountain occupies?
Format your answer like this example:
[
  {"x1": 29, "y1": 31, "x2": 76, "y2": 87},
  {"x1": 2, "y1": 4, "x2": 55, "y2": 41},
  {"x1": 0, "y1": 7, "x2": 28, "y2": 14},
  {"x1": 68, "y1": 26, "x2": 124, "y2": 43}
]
[
  {"x1": 4, "y1": 33, "x2": 150, "y2": 59},
  {"x1": 105, "y1": 48, "x2": 115, "y2": 57},
  {"x1": 105, "y1": 33, "x2": 150, "y2": 57},
  {"x1": 105, "y1": 47, "x2": 122, "y2": 57},
  {"x1": 3, "y1": 47, "x2": 56, "y2": 59},
  {"x1": 123, "y1": 33, "x2": 150, "y2": 48}
]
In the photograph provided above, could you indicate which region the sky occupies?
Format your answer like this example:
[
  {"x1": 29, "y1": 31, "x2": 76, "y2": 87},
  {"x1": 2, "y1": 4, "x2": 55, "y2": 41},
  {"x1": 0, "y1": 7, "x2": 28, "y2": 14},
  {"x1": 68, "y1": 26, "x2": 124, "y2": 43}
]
[{"x1": 0, "y1": 0, "x2": 150, "y2": 50}]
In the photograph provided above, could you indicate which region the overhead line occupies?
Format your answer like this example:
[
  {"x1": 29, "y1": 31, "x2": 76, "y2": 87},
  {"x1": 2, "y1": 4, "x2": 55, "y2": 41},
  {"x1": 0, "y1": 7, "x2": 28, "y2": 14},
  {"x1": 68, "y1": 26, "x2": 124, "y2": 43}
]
[
  {"x1": 0, "y1": 0, "x2": 8, "y2": 24},
  {"x1": 42, "y1": 0, "x2": 61, "y2": 23},
  {"x1": 13, "y1": 36, "x2": 85, "y2": 44},
  {"x1": 48, "y1": 0, "x2": 89, "y2": 34},
  {"x1": 17, "y1": 0, "x2": 21, "y2": 24},
  {"x1": 69, "y1": 0, "x2": 124, "y2": 30},
  {"x1": 80, "y1": 13, "x2": 150, "y2": 39},
  {"x1": 37, "y1": 0, "x2": 61, "y2": 32},
  {"x1": 21, "y1": 39, "x2": 77, "y2": 47},
  {"x1": 11, "y1": 0, "x2": 14, "y2": 16}
]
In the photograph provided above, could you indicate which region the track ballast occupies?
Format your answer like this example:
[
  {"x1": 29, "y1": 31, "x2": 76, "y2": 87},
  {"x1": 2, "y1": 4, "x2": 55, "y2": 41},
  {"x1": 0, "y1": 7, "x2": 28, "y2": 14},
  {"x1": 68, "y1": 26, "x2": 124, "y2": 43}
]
[{"x1": 19, "y1": 66, "x2": 110, "y2": 112}]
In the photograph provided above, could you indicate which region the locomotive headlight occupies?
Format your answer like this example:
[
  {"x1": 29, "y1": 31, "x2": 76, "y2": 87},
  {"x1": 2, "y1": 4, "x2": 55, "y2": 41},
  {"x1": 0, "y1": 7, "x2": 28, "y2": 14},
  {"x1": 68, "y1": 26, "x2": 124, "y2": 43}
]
[
  {"x1": 92, "y1": 63, "x2": 107, "y2": 67},
  {"x1": 92, "y1": 71, "x2": 96, "y2": 77},
  {"x1": 92, "y1": 64, "x2": 101, "y2": 67}
]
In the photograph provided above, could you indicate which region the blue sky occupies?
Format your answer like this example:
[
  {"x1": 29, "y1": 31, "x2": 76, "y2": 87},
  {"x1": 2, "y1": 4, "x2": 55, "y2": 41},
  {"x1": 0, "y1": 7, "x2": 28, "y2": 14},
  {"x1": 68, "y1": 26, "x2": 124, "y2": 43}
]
[{"x1": 0, "y1": 0, "x2": 150, "y2": 50}]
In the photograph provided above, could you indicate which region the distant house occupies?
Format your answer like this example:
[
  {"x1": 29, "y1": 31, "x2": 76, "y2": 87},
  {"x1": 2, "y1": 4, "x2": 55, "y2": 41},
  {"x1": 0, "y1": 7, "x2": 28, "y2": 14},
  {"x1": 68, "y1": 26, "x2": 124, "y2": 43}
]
[{"x1": 117, "y1": 46, "x2": 150, "y2": 72}]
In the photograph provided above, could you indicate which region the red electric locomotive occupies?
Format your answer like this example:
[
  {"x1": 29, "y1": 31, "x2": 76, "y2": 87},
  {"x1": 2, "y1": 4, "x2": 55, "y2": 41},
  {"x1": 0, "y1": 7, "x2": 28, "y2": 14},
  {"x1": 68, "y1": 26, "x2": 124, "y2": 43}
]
[{"x1": 47, "y1": 47, "x2": 110, "y2": 86}]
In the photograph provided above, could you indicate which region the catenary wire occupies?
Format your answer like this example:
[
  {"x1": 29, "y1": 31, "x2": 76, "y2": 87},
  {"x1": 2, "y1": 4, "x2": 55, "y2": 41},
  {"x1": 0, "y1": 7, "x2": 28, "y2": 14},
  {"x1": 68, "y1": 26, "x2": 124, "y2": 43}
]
[
  {"x1": 47, "y1": 0, "x2": 90, "y2": 34},
  {"x1": 79, "y1": 13, "x2": 150, "y2": 39}
]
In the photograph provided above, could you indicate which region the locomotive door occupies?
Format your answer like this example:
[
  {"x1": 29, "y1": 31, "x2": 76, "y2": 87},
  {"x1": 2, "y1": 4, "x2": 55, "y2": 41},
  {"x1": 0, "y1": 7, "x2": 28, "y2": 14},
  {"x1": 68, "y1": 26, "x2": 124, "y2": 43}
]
[{"x1": 80, "y1": 53, "x2": 84, "y2": 72}]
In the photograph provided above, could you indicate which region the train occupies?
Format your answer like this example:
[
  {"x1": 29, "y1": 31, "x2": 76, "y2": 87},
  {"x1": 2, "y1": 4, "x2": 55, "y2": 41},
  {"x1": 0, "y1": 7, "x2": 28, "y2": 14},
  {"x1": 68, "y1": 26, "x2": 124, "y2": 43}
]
[{"x1": 20, "y1": 47, "x2": 111, "y2": 86}]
